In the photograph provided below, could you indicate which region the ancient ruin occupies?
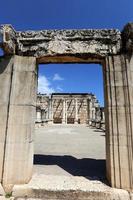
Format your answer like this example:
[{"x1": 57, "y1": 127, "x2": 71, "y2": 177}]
[
  {"x1": 36, "y1": 93, "x2": 104, "y2": 126},
  {"x1": 0, "y1": 22, "x2": 133, "y2": 194}
]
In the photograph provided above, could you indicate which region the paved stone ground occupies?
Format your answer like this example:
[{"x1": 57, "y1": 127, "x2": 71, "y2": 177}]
[
  {"x1": 11, "y1": 125, "x2": 133, "y2": 199},
  {"x1": 34, "y1": 124, "x2": 106, "y2": 181}
]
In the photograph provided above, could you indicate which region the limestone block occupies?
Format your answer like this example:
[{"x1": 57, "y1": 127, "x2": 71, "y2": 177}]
[
  {"x1": 0, "y1": 57, "x2": 13, "y2": 73},
  {"x1": 0, "y1": 74, "x2": 12, "y2": 105},
  {"x1": 13, "y1": 55, "x2": 37, "y2": 72},
  {"x1": 0, "y1": 105, "x2": 11, "y2": 125},
  {"x1": 5, "y1": 124, "x2": 34, "y2": 143},
  {"x1": 108, "y1": 135, "x2": 131, "y2": 146},
  {"x1": 105, "y1": 71, "x2": 123, "y2": 87},
  {"x1": 9, "y1": 56, "x2": 37, "y2": 106},
  {"x1": 105, "y1": 54, "x2": 133, "y2": 190},
  {"x1": 16, "y1": 29, "x2": 121, "y2": 58},
  {"x1": 3, "y1": 142, "x2": 33, "y2": 182},
  {"x1": 9, "y1": 72, "x2": 36, "y2": 106},
  {"x1": 122, "y1": 22, "x2": 133, "y2": 53},
  {"x1": 0, "y1": 25, "x2": 16, "y2": 55},
  {"x1": 105, "y1": 86, "x2": 126, "y2": 106},
  {"x1": 106, "y1": 107, "x2": 127, "y2": 135},
  {"x1": 8, "y1": 105, "x2": 36, "y2": 125},
  {"x1": 0, "y1": 57, "x2": 13, "y2": 182},
  {"x1": 105, "y1": 56, "x2": 123, "y2": 72},
  {"x1": 2, "y1": 56, "x2": 37, "y2": 193}
]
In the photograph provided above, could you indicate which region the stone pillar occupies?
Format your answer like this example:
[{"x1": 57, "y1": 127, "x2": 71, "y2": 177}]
[
  {"x1": 48, "y1": 97, "x2": 53, "y2": 124},
  {"x1": 88, "y1": 100, "x2": 93, "y2": 125},
  {"x1": 0, "y1": 55, "x2": 37, "y2": 192},
  {"x1": 0, "y1": 56, "x2": 14, "y2": 184},
  {"x1": 46, "y1": 107, "x2": 49, "y2": 122},
  {"x1": 36, "y1": 108, "x2": 41, "y2": 123},
  {"x1": 101, "y1": 108, "x2": 105, "y2": 122},
  {"x1": 41, "y1": 109, "x2": 46, "y2": 122},
  {"x1": 105, "y1": 54, "x2": 133, "y2": 190},
  {"x1": 86, "y1": 98, "x2": 90, "y2": 124},
  {"x1": 62, "y1": 99, "x2": 66, "y2": 124},
  {"x1": 74, "y1": 98, "x2": 78, "y2": 124},
  {"x1": 92, "y1": 108, "x2": 95, "y2": 120},
  {"x1": 66, "y1": 100, "x2": 68, "y2": 124}
]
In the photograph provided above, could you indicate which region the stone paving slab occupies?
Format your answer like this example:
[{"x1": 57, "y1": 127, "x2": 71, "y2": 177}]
[
  {"x1": 0, "y1": 125, "x2": 133, "y2": 199},
  {"x1": 11, "y1": 174, "x2": 132, "y2": 199}
]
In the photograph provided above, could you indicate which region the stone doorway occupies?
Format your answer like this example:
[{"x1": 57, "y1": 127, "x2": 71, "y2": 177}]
[
  {"x1": 34, "y1": 63, "x2": 105, "y2": 184},
  {"x1": 0, "y1": 23, "x2": 133, "y2": 192}
]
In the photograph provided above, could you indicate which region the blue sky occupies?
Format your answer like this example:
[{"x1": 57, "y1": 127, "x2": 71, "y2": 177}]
[
  {"x1": 38, "y1": 64, "x2": 103, "y2": 101},
  {"x1": 0, "y1": 0, "x2": 133, "y2": 106}
]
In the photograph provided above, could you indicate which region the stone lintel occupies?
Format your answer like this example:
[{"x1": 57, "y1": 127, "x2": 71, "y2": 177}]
[
  {"x1": 0, "y1": 24, "x2": 122, "y2": 60},
  {"x1": 0, "y1": 23, "x2": 133, "y2": 62},
  {"x1": 16, "y1": 28, "x2": 121, "y2": 59}
]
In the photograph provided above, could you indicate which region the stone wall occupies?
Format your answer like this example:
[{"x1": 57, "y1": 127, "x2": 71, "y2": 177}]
[{"x1": 36, "y1": 93, "x2": 103, "y2": 125}]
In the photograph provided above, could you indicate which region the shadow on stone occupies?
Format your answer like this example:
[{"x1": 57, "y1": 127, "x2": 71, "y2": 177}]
[
  {"x1": 34, "y1": 154, "x2": 106, "y2": 182},
  {"x1": 93, "y1": 129, "x2": 105, "y2": 133}
]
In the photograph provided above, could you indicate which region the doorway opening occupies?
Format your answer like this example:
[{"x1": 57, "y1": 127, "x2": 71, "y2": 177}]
[{"x1": 34, "y1": 63, "x2": 106, "y2": 183}]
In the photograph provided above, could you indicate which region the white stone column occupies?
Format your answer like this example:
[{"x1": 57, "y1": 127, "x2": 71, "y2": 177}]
[
  {"x1": 62, "y1": 99, "x2": 66, "y2": 124},
  {"x1": 1, "y1": 55, "x2": 37, "y2": 192},
  {"x1": 92, "y1": 108, "x2": 96, "y2": 120},
  {"x1": 41, "y1": 109, "x2": 46, "y2": 124},
  {"x1": 48, "y1": 97, "x2": 53, "y2": 124},
  {"x1": 88, "y1": 100, "x2": 93, "y2": 125},
  {"x1": 36, "y1": 108, "x2": 41, "y2": 123},
  {"x1": 102, "y1": 110, "x2": 105, "y2": 122},
  {"x1": 65, "y1": 100, "x2": 68, "y2": 124},
  {"x1": 105, "y1": 55, "x2": 133, "y2": 190},
  {"x1": 86, "y1": 98, "x2": 90, "y2": 124},
  {"x1": 74, "y1": 98, "x2": 78, "y2": 124},
  {"x1": 46, "y1": 107, "x2": 49, "y2": 121},
  {"x1": 0, "y1": 56, "x2": 14, "y2": 184}
]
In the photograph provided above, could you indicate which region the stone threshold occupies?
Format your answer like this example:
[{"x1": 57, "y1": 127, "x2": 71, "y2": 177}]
[{"x1": 0, "y1": 174, "x2": 132, "y2": 200}]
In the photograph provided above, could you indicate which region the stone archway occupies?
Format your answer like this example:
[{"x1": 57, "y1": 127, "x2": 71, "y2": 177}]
[{"x1": 0, "y1": 23, "x2": 133, "y2": 192}]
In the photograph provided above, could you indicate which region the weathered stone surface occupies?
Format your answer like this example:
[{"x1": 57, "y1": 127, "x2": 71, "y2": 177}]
[
  {"x1": 0, "y1": 23, "x2": 133, "y2": 193},
  {"x1": 0, "y1": 57, "x2": 14, "y2": 183},
  {"x1": 0, "y1": 23, "x2": 133, "y2": 60},
  {"x1": 16, "y1": 29, "x2": 121, "y2": 59},
  {"x1": 2, "y1": 56, "x2": 37, "y2": 193},
  {"x1": 0, "y1": 25, "x2": 122, "y2": 60},
  {"x1": 0, "y1": 25, "x2": 16, "y2": 54},
  {"x1": 122, "y1": 22, "x2": 133, "y2": 53},
  {"x1": 105, "y1": 54, "x2": 133, "y2": 191},
  {"x1": 12, "y1": 174, "x2": 131, "y2": 200}
]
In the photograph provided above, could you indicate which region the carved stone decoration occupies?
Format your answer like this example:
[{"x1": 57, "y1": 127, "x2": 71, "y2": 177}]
[
  {"x1": 0, "y1": 25, "x2": 122, "y2": 59},
  {"x1": 0, "y1": 25, "x2": 16, "y2": 54}
]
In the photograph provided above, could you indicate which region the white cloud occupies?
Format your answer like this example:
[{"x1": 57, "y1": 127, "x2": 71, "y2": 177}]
[
  {"x1": 38, "y1": 75, "x2": 55, "y2": 94},
  {"x1": 56, "y1": 86, "x2": 63, "y2": 92},
  {"x1": 53, "y1": 73, "x2": 64, "y2": 81}
]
